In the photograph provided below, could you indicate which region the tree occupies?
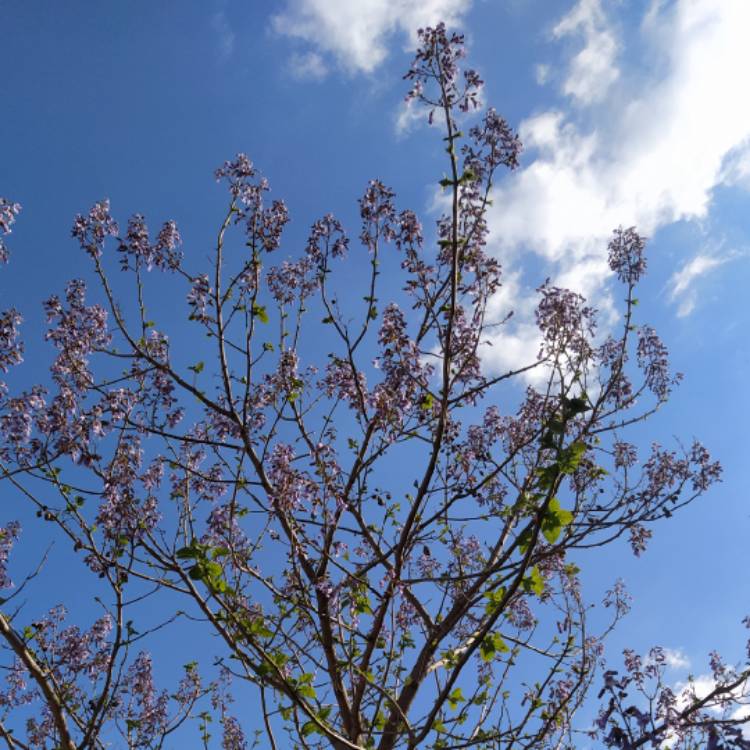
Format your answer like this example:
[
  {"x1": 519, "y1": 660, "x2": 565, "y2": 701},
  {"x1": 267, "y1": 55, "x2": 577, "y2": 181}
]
[{"x1": 0, "y1": 23, "x2": 747, "y2": 750}]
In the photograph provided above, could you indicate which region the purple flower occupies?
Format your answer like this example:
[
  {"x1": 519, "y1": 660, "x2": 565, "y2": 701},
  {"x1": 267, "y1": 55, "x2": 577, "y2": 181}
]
[
  {"x1": 44, "y1": 279, "x2": 110, "y2": 392},
  {"x1": 636, "y1": 326, "x2": 681, "y2": 402},
  {"x1": 215, "y1": 154, "x2": 288, "y2": 251},
  {"x1": 0, "y1": 198, "x2": 21, "y2": 264},
  {"x1": 305, "y1": 213, "x2": 349, "y2": 262},
  {"x1": 536, "y1": 282, "x2": 596, "y2": 363},
  {"x1": 71, "y1": 199, "x2": 119, "y2": 259},
  {"x1": 0, "y1": 521, "x2": 20, "y2": 588},
  {"x1": 608, "y1": 226, "x2": 647, "y2": 285},
  {"x1": 405, "y1": 24, "x2": 482, "y2": 117},
  {"x1": 119, "y1": 214, "x2": 183, "y2": 272},
  {"x1": 0, "y1": 308, "x2": 23, "y2": 375},
  {"x1": 221, "y1": 715, "x2": 247, "y2": 750}
]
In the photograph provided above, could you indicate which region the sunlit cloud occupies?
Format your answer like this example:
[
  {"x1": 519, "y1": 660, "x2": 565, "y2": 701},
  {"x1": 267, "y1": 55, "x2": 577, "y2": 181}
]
[{"x1": 271, "y1": 0, "x2": 472, "y2": 75}]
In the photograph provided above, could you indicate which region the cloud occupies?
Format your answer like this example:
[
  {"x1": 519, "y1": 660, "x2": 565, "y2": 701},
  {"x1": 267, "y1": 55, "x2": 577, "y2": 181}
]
[
  {"x1": 212, "y1": 10, "x2": 235, "y2": 61},
  {"x1": 481, "y1": 0, "x2": 750, "y2": 373},
  {"x1": 663, "y1": 647, "x2": 691, "y2": 670},
  {"x1": 287, "y1": 51, "x2": 329, "y2": 81},
  {"x1": 535, "y1": 64, "x2": 551, "y2": 86},
  {"x1": 271, "y1": 0, "x2": 472, "y2": 75},
  {"x1": 552, "y1": 0, "x2": 620, "y2": 104},
  {"x1": 667, "y1": 252, "x2": 736, "y2": 318}
]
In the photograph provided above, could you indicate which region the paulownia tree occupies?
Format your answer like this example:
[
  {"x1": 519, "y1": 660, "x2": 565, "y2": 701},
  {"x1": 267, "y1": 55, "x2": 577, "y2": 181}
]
[{"x1": 0, "y1": 23, "x2": 747, "y2": 750}]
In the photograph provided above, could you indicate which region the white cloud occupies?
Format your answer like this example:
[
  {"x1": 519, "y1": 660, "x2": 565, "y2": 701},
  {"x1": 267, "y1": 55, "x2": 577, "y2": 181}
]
[
  {"x1": 481, "y1": 0, "x2": 750, "y2": 373},
  {"x1": 535, "y1": 63, "x2": 551, "y2": 86},
  {"x1": 663, "y1": 647, "x2": 691, "y2": 670},
  {"x1": 667, "y1": 252, "x2": 735, "y2": 318},
  {"x1": 271, "y1": 0, "x2": 472, "y2": 75},
  {"x1": 552, "y1": 0, "x2": 620, "y2": 104},
  {"x1": 287, "y1": 51, "x2": 329, "y2": 81},
  {"x1": 661, "y1": 673, "x2": 750, "y2": 746},
  {"x1": 212, "y1": 10, "x2": 235, "y2": 60},
  {"x1": 395, "y1": 98, "x2": 425, "y2": 137}
]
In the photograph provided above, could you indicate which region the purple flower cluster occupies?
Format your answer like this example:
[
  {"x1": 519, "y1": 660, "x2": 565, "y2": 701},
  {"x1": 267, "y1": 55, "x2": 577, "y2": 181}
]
[
  {"x1": 321, "y1": 356, "x2": 367, "y2": 409},
  {"x1": 215, "y1": 154, "x2": 289, "y2": 251},
  {"x1": 359, "y1": 180, "x2": 397, "y2": 251},
  {"x1": 119, "y1": 652, "x2": 170, "y2": 747},
  {"x1": 405, "y1": 24, "x2": 482, "y2": 118},
  {"x1": 636, "y1": 325, "x2": 681, "y2": 402},
  {"x1": 608, "y1": 226, "x2": 647, "y2": 286},
  {"x1": 119, "y1": 214, "x2": 182, "y2": 272},
  {"x1": 0, "y1": 521, "x2": 20, "y2": 588},
  {"x1": 44, "y1": 279, "x2": 110, "y2": 392},
  {"x1": 466, "y1": 107, "x2": 522, "y2": 173},
  {"x1": 0, "y1": 386, "x2": 46, "y2": 459},
  {"x1": 536, "y1": 282, "x2": 596, "y2": 363},
  {"x1": 0, "y1": 308, "x2": 23, "y2": 377},
  {"x1": 71, "y1": 199, "x2": 119, "y2": 259},
  {"x1": 187, "y1": 273, "x2": 212, "y2": 323},
  {"x1": 211, "y1": 668, "x2": 248, "y2": 750},
  {"x1": 267, "y1": 256, "x2": 317, "y2": 304},
  {"x1": 371, "y1": 304, "x2": 432, "y2": 431},
  {"x1": 0, "y1": 198, "x2": 21, "y2": 264},
  {"x1": 97, "y1": 434, "x2": 160, "y2": 544},
  {"x1": 305, "y1": 213, "x2": 349, "y2": 262},
  {"x1": 268, "y1": 443, "x2": 317, "y2": 513},
  {"x1": 202, "y1": 502, "x2": 250, "y2": 556}
]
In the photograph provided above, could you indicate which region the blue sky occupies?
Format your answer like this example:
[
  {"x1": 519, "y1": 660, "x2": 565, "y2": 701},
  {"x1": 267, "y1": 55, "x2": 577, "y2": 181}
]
[{"x1": 3, "y1": 0, "x2": 750, "y2": 735}]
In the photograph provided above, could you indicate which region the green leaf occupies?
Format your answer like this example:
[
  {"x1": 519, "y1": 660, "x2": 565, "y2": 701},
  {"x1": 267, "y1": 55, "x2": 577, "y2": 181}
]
[
  {"x1": 301, "y1": 721, "x2": 322, "y2": 737},
  {"x1": 246, "y1": 617, "x2": 273, "y2": 639},
  {"x1": 420, "y1": 392, "x2": 434, "y2": 411},
  {"x1": 517, "y1": 526, "x2": 534, "y2": 555},
  {"x1": 354, "y1": 593, "x2": 373, "y2": 615},
  {"x1": 252, "y1": 303, "x2": 269, "y2": 324},
  {"x1": 558, "y1": 441, "x2": 587, "y2": 474},
  {"x1": 447, "y1": 688, "x2": 465, "y2": 711},
  {"x1": 562, "y1": 395, "x2": 589, "y2": 416},
  {"x1": 521, "y1": 566, "x2": 545, "y2": 597},
  {"x1": 298, "y1": 683, "x2": 316, "y2": 699},
  {"x1": 175, "y1": 543, "x2": 201, "y2": 560},
  {"x1": 541, "y1": 497, "x2": 574, "y2": 544},
  {"x1": 483, "y1": 587, "x2": 506, "y2": 615},
  {"x1": 480, "y1": 632, "x2": 509, "y2": 662}
]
